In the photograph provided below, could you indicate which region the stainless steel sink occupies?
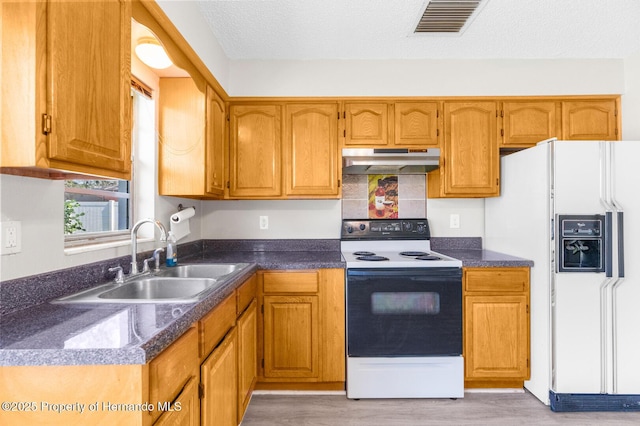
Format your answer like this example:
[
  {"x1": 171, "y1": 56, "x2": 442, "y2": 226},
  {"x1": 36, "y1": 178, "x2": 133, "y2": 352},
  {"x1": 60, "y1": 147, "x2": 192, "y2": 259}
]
[
  {"x1": 52, "y1": 263, "x2": 250, "y2": 304},
  {"x1": 158, "y1": 263, "x2": 248, "y2": 279},
  {"x1": 97, "y1": 277, "x2": 219, "y2": 302}
]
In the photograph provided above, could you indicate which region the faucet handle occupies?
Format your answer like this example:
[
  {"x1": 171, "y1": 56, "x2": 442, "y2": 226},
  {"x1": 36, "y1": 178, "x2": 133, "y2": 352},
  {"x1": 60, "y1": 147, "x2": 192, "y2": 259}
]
[
  {"x1": 142, "y1": 257, "x2": 154, "y2": 273},
  {"x1": 108, "y1": 266, "x2": 124, "y2": 284},
  {"x1": 153, "y1": 248, "x2": 164, "y2": 272}
]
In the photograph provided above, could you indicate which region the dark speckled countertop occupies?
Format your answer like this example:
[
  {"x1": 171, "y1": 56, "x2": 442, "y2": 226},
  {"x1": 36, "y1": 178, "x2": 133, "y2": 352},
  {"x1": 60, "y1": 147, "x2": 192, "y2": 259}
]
[
  {"x1": 0, "y1": 240, "x2": 345, "y2": 367},
  {"x1": 0, "y1": 237, "x2": 532, "y2": 367}
]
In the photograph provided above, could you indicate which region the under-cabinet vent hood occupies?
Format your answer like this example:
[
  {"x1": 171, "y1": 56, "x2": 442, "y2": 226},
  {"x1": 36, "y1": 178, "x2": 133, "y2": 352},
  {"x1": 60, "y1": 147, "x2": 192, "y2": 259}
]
[{"x1": 342, "y1": 148, "x2": 440, "y2": 175}]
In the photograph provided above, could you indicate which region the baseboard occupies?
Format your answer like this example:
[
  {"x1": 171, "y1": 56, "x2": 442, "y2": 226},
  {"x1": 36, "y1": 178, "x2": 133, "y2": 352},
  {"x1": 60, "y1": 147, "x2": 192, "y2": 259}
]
[{"x1": 549, "y1": 390, "x2": 640, "y2": 412}]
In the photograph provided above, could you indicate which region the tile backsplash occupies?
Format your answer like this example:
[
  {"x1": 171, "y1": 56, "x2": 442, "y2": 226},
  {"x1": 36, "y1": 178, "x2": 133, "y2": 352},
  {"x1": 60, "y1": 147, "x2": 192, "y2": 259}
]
[{"x1": 341, "y1": 174, "x2": 427, "y2": 219}]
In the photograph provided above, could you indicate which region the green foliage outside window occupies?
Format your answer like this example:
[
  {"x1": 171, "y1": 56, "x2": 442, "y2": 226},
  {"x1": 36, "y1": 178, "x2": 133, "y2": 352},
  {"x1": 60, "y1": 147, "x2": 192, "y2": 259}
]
[{"x1": 64, "y1": 199, "x2": 86, "y2": 234}]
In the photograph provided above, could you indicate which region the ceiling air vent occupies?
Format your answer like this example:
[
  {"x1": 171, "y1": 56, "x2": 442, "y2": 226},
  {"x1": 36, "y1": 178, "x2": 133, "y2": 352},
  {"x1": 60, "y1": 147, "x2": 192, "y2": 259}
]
[{"x1": 415, "y1": 0, "x2": 486, "y2": 34}]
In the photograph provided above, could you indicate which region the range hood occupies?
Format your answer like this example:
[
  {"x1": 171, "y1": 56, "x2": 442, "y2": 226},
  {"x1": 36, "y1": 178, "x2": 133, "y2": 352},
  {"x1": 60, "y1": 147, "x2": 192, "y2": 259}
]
[{"x1": 342, "y1": 148, "x2": 440, "y2": 175}]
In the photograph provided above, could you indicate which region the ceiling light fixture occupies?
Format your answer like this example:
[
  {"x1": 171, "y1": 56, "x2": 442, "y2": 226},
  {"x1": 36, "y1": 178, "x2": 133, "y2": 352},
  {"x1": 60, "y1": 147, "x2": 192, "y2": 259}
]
[{"x1": 135, "y1": 37, "x2": 172, "y2": 69}]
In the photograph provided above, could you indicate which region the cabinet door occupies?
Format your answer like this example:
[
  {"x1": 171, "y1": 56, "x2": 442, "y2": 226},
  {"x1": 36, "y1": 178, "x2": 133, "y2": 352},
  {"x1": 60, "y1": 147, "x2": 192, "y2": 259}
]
[
  {"x1": 263, "y1": 295, "x2": 320, "y2": 379},
  {"x1": 237, "y1": 299, "x2": 258, "y2": 422},
  {"x1": 201, "y1": 327, "x2": 238, "y2": 426},
  {"x1": 442, "y1": 101, "x2": 500, "y2": 197},
  {"x1": 153, "y1": 377, "x2": 200, "y2": 426},
  {"x1": 46, "y1": 0, "x2": 131, "y2": 177},
  {"x1": 344, "y1": 103, "x2": 390, "y2": 146},
  {"x1": 562, "y1": 99, "x2": 619, "y2": 140},
  {"x1": 284, "y1": 103, "x2": 340, "y2": 197},
  {"x1": 229, "y1": 105, "x2": 282, "y2": 197},
  {"x1": 394, "y1": 102, "x2": 440, "y2": 147},
  {"x1": 464, "y1": 295, "x2": 529, "y2": 380},
  {"x1": 502, "y1": 101, "x2": 560, "y2": 147},
  {"x1": 206, "y1": 86, "x2": 226, "y2": 196},
  {"x1": 158, "y1": 78, "x2": 205, "y2": 196}
]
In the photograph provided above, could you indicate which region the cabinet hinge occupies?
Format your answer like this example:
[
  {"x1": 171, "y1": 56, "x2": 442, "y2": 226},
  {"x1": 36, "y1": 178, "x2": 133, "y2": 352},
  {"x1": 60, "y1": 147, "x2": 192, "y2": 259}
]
[
  {"x1": 226, "y1": 114, "x2": 230, "y2": 121},
  {"x1": 338, "y1": 179, "x2": 341, "y2": 188},
  {"x1": 261, "y1": 304, "x2": 264, "y2": 314},
  {"x1": 261, "y1": 359, "x2": 265, "y2": 368},
  {"x1": 337, "y1": 111, "x2": 340, "y2": 119},
  {"x1": 343, "y1": 111, "x2": 346, "y2": 119},
  {"x1": 501, "y1": 128, "x2": 504, "y2": 137},
  {"x1": 226, "y1": 181, "x2": 230, "y2": 189},
  {"x1": 496, "y1": 178, "x2": 499, "y2": 186},
  {"x1": 343, "y1": 129, "x2": 346, "y2": 137},
  {"x1": 500, "y1": 110, "x2": 504, "y2": 118},
  {"x1": 42, "y1": 114, "x2": 52, "y2": 135},
  {"x1": 436, "y1": 129, "x2": 440, "y2": 137},
  {"x1": 198, "y1": 382, "x2": 205, "y2": 399},
  {"x1": 526, "y1": 304, "x2": 529, "y2": 314}
]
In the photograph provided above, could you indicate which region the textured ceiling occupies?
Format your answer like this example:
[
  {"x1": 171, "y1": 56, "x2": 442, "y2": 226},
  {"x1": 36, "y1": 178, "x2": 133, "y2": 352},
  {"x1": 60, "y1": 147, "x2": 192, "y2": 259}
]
[{"x1": 195, "y1": 0, "x2": 640, "y2": 60}]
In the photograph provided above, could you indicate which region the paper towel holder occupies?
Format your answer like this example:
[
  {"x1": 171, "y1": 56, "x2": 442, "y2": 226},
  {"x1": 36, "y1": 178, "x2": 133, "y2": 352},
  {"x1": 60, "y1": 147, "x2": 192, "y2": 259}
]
[{"x1": 177, "y1": 204, "x2": 195, "y2": 212}]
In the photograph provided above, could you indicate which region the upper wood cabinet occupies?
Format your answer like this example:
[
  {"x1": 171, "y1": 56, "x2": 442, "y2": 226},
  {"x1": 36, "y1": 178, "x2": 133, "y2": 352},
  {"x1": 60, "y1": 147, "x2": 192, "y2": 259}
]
[
  {"x1": 206, "y1": 87, "x2": 227, "y2": 196},
  {"x1": 229, "y1": 104, "x2": 283, "y2": 198},
  {"x1": 501, "y1": 101, "x2": 561, "y2": 148},
  {"x1": 344, "y1": 102, "x2": 390, "y2": 146},
  {"x1": 344, "y1": 101, "x2": 440, "y2": 148},
  {"x1": 394, "y1": 101, "x2": 440, "y2": 147},
  {"x1": 158, "y1": 79, "x2": 226, "y2": 199},
  {"x1": 284, "y1": 103, "x2": 341, "y2": 197},
  {"x1": 561, "y1": 99, "x2": 619, "y2": 140},
  {"x1": 1, "y1": 0, "x2": 131, "y2": 179},
  {"x1": 429, "y1": 101, "x2": 500, "y2": 198}
]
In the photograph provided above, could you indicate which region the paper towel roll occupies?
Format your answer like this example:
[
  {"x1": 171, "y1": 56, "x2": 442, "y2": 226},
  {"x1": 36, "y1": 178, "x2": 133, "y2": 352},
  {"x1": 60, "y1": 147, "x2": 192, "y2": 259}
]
[
  {"x1": 170, "y1": 207, "x2": 195, "y2": 241},
  {"x1": 170, "y1": 207, "x2": 195, "y2": 223}
]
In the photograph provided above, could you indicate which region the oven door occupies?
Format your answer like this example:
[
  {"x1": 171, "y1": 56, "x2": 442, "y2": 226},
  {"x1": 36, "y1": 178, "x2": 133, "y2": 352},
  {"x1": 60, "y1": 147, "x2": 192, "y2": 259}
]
[{"x1": 346, "y1": 267, "x2": 462, "y2": 357}]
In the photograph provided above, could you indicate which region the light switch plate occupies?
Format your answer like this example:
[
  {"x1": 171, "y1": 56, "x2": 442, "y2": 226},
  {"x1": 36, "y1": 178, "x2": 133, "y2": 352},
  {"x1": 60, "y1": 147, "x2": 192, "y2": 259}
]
[{"x1": 1, "y1": 221, "x2": 22, "y2": 255}]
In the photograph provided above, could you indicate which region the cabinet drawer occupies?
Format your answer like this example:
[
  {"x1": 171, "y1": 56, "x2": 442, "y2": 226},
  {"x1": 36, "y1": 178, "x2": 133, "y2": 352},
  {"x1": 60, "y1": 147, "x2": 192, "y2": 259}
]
[
  {"x1": 149, "y1": 326, "x2": 199, "y2": 423},
  {"x1": 263, "y1": 271, "x2": 319, "y2": 293},
  {"x1": 237, "y1": 274, "x2": 257, "y2": 315},
  {"x1": 200, "y1": 293, "x2": 236, "y2": 359},
  {"x1": 465, "y1": 268, "x2": 529, "y2": 293}
]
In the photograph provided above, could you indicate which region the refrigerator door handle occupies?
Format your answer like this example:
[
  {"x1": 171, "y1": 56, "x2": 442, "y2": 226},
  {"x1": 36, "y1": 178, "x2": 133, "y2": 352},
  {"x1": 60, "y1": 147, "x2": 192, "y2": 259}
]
[
  {"x1": 604, "y1": 211, "x2": 613, "y2": 278},
  {"x1": 617, "y1": 211, "x2": 624, "y2": 278}
]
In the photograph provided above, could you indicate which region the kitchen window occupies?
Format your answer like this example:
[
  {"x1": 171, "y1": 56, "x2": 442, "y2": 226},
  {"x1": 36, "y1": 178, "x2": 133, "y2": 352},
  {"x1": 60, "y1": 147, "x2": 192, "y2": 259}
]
[{"x1": 64, "y1": 79, "x2": 155, "y2": 248}]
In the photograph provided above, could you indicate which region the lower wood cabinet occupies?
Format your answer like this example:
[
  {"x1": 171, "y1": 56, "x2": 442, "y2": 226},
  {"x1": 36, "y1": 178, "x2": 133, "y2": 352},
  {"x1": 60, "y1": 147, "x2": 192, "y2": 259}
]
[
  {"x1": 198, "y1": 274, "x2": 257, "y2": 426},
  {"x1": 200, "y1": 327, "x2": 238, "y2": 426},
  {"x1": 153, "y1": 377, "x2": 200, "y2": 426},
  {"x1": 237, "y1": 300, "x2": 258, "y2": 422},
  {"x1": 463, "y1": 267, "x2": 530, "y2": 388},
  {"x1": 257, "y1": 269, "x2": 345, "y2": 390}
]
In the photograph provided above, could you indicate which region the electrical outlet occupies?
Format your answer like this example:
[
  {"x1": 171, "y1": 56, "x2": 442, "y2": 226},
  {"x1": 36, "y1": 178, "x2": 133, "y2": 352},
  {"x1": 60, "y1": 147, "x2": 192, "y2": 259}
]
[
  {"x1": 259, "y1": 216, "x2": 269, "y2": 230},
  {"x1": 1, "y1": 221, "x2": 22, "y2": 255},
  {"x1": 449, "y1": 214, "x2": 460, "y2": 229}
]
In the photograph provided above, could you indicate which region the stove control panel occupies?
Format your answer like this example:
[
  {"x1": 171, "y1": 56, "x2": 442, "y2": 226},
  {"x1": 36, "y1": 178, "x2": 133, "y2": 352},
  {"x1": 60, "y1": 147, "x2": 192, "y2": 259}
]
[{"x1": 342, "y1": 219, "x2": 430, "y2": 240}]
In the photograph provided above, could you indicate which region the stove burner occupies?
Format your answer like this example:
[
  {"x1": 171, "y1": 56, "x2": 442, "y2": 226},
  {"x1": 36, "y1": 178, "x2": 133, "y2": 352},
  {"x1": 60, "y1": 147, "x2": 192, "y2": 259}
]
[
  {"x1": 416, "y1": 255, "x2": 442, "y2": 261},
  {"x1": 400, "y1": 251, "x2": 429, "y2": 257},
  {"x1": 354, "y1": 251, "x2": 376, "y2": 256},
  {"x1": 356, "y1": 255, "x2": 389, "y2": 262}
]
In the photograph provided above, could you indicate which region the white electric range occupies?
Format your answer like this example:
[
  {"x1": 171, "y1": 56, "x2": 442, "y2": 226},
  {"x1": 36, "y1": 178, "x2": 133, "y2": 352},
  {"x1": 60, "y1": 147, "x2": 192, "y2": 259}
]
[{"x1": 341, "y1": 219, "x2": 464, "y2": 399}]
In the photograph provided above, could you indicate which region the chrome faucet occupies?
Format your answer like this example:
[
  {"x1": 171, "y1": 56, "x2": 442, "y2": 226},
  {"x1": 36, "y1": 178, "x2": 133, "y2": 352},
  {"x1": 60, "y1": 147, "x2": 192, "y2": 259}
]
[{"x1": 130, "y1": 218, "x2": 168, "y2": 275}]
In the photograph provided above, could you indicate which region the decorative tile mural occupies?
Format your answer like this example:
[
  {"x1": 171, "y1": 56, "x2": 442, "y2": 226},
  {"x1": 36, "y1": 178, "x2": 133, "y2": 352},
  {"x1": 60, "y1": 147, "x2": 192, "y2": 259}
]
[
  {"x1": 368, "y1": 175, "x2": 398, "y2": 218},
  {"x1": 342, "y1": 174, "x2": 426, "y2": 219}
]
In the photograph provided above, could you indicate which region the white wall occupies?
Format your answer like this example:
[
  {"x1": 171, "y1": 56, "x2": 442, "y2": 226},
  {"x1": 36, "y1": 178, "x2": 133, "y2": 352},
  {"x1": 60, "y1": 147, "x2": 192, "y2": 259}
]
[
  {"x1": 622, "y1": 51, "x2": 640, "y2": 139},
  {"x1": 156, "y1": 0, "x2": 230, "y2": 90},
  {"x1": 227, "y1": 59, "x2": 624, "y2": 97}
]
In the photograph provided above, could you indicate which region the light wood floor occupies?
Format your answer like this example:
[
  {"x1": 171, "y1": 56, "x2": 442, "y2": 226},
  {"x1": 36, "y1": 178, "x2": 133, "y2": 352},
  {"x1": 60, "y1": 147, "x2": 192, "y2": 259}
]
[{"x1": 241, "y1": 391, "x2": 640, "y2": 425}]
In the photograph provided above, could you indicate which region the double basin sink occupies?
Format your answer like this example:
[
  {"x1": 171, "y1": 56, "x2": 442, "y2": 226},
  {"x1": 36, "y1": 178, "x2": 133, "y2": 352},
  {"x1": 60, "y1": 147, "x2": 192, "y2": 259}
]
[{"x1": 52, "y1": 263, "x2": 250, "y2": 304}]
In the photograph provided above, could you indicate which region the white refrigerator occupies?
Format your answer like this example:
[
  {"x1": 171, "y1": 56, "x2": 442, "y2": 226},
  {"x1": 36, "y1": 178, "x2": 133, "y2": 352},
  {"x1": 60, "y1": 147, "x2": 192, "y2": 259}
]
[{"x1": 485, "y1": 139, "x2": 640, "y2": 411}]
